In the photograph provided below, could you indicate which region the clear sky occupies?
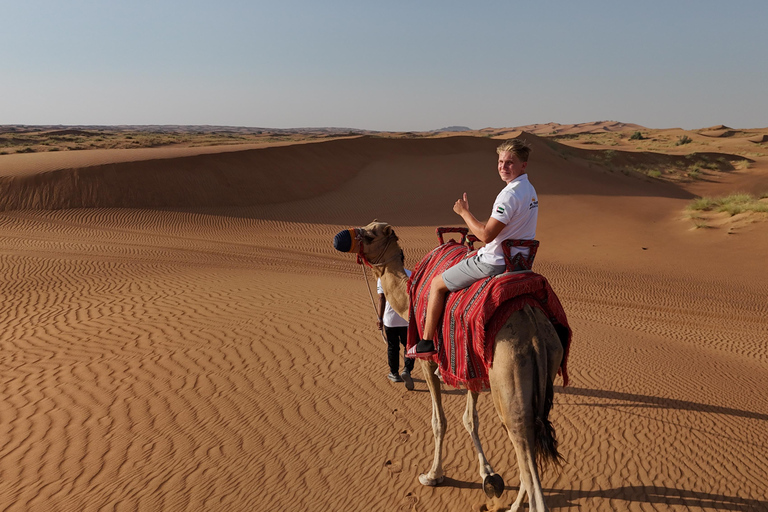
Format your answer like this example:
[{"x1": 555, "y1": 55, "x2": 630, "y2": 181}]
[{"x1": 2, "y1": 0, "x2": 766, "y2": 131}]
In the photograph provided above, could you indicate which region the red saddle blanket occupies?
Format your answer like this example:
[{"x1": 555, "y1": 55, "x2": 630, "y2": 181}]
[{"x1": 406, "y1": 241, "x2": 572, "y2": 392}]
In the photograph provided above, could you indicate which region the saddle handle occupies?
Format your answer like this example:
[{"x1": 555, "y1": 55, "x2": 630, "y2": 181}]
[
  {"x1": 466, "y1": 234, "x2": 481, "y2": 250},
  {"x1": 436, "y1": 227, "x2": 468, "y2": 246},
  {"x1": 502, "y1": 239, "x2": 539, "y2": 271}
]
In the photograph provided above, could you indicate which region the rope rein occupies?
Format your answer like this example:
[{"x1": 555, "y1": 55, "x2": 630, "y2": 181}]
[{"x1": 360, "y1": 263, "x2": 389, "y2": 344}]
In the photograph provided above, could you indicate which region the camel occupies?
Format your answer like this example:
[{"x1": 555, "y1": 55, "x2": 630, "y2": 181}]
[{"x1": 333, "y1": 221, "x2": 565, "y2": 512}]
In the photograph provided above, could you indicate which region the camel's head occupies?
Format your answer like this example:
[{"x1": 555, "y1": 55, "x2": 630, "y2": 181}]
[{"x1": 332, "y1": 221, "x2": 401, "y2": 268}]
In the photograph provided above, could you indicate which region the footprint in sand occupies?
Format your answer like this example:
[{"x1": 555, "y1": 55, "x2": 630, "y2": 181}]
[
  {"x1": 398, "y1": 429, "x2": 411, "y2": 442},
  {"x1": 384, "y1": 459, "x2": 403, "y2": 475},
  {"x1": 476, "y1": 497, "x2": 507, "y2": 512},
  {"x1": 392, "y1": 409, "x2": 413, "y2": 433},
  {"x1": 392, "y1": 408, "x2": 408, "y2": 420},
  {"x1": 398, "y1": 492, "x2": 418, "y2": 511}
]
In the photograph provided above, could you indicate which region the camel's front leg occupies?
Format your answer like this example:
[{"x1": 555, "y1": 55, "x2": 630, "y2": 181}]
[
  {"x1": 418, "y1": 359, "x2": 446, "y2": 486},
  {"x1": 463, "y1": 390, "x2": 505, "y2": 498}
]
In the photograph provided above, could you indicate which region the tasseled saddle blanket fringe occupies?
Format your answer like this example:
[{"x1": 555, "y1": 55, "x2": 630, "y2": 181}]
[{"x1": 406, "y1": 241, "x2": 572, "y2": 392}]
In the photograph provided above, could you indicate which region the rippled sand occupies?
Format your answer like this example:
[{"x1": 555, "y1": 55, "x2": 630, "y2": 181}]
[{"x1": 1, "y1": 127, "x2": 767, "y2": 510}]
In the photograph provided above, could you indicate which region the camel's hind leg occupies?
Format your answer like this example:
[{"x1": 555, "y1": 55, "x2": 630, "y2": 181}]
[
  {"x1": 418, "y1": 359, "x2": 446, "y2": 486},
  {"x1": 463, "y1": 390, "x2": 505, "y2": 498},
  {"x1": 489, "y1": 315, "x2": 550, "y2": 512}
]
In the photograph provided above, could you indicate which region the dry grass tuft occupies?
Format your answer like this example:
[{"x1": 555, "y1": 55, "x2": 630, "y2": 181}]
[{"x1": 688, "y1": 193, "x2": 768, "y2": 216}]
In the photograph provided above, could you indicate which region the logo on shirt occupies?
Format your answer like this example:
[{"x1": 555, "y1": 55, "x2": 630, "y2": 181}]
[
  {"x1": 496, "y1": 205, "x2": 505, "y2": 215},
  {"x1": 529, "y1": 197, "x2": 538, "y2": 210}
]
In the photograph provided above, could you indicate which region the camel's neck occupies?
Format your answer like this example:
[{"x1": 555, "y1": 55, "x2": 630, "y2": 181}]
[{"x1": 375, "y1": 263, "x2": 410, "y2": 321}]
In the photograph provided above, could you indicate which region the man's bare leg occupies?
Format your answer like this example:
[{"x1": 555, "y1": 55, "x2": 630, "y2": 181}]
[{"x1": 415, "y1": 275, "x2": 449, "y2": 355}]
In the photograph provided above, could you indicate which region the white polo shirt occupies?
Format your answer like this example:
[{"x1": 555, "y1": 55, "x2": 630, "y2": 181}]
[
  {"x1": 376, "y1": 269, "x2": 412, "y2": 328},
  {"x1": 477, "y1": 174, "x2": 538, "y2": 266}
]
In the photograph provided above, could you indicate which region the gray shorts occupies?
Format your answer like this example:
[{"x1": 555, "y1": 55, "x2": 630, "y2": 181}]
[{"x1": 441, "y1": 255, "x2": 507, "y2": 292}]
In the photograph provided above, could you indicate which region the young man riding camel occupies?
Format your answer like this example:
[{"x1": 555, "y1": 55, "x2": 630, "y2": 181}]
[{"x1": 414, "y1": 138, "x2": 539, "y2": 356}]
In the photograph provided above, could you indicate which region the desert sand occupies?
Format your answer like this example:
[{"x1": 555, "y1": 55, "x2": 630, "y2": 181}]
[{"x1": 1, "y1": 123, "x2": 767, "y2": 511}]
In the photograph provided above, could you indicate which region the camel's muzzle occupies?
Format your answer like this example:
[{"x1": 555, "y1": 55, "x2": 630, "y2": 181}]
[{"x1": 333, "y1": 228, "x2": 358, "y2": 253}]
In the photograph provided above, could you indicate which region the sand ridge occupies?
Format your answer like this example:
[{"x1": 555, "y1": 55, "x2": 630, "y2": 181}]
[{"x1": 1, "y1": 125, "x2": 767, "y2": 510}]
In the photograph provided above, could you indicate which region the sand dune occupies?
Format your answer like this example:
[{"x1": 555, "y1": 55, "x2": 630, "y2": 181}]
[
  {"x1": 699, "y1": 129, "x2": 736, "y2": 138},
  {"x1": 504, "y1": 121, "x2": 647, "y2": 136},
  {"x1": 0, "y1": 133, "x2": 701, "y2": 213},
  {"x1": 1, "y1": 129, "x2": 767, "y2": 511}
]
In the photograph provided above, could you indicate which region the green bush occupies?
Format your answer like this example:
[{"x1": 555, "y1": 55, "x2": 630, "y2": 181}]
[
  {"x1": 629, "y1": 131, "x2": 644, "y2": 140},
  {"x1": 734, "y1": 160, "x2": 751, "y2": 170},
  {"x1": 676, "y1": 135, "x2": 693, "y2": 146},
  {"x1": 688, "y1": 193, "x2": 768, "y2": 216}
]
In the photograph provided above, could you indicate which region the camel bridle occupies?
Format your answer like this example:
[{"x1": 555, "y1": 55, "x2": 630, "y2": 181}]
[{"x1": 353, "y1": 228, "x2": 400, "y2": 268}]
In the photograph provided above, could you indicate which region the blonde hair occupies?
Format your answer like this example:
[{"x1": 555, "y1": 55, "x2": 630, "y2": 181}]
[{"x1": 496, "y1": 139, "x2": 532, "y2": 162}]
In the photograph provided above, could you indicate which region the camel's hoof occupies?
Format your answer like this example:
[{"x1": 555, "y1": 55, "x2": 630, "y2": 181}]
[
  {"x1": 482, "y1": 473, "x2": 505, "y2": 498},
  {"x1": 418, "y1": 473, "x2": 445, "y2": 486}
]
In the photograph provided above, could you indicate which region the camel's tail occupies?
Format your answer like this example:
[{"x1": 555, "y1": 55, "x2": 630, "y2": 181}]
[{"x1": 528, "y1": 306, "x2": 564, "y2": 469}]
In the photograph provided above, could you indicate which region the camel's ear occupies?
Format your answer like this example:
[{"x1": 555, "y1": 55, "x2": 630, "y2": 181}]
[
  {"x1": 383, "y1": 225, "x2": 393, "y2": 236},
  {"x1": 372, "y1": 218, "x2": 378, "y2": 223}
]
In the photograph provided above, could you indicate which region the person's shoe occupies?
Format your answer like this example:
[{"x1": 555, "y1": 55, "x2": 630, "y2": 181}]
[
  {"x1": 401, "y1": 370, "x2": 414, "y2": 391},
  {"x1": 414, "y1": 339, "x2": 437, "y2": 357},
  {"x1": 387, "y1": 372, "x2": 403, "y2": 383}
]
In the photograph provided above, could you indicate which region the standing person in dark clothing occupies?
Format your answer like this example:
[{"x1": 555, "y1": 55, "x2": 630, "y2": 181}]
[{"x1": 377, "y1": 252, "x2": 414, "y2": 390}]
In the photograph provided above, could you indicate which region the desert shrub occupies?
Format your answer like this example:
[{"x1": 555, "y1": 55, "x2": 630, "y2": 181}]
[
  {"x1": 734, "y1": 159, "x2": 751, "y2": 170},
  {"x1": 693, "y1": 219, "x2": 711, "y2": 229},
  {"x1": 688, "y1": 193, "x2": 768, "y2": 216},
  {"x1": 702, "y1": 161, "x2": 720, "y2": 170},
  {"x1": 604, "y1": 149, "x2": 617, "y2": 160},
  {"x1": 687, "y1": 160, "x2": 719, "y2": 174},
  {"x1": 676, "y1": 135, "x2": 693, "y2": 146},
  {"x1": 629, "y1": 131, "x2": 644, "y2": 140},
  {"x1": 688, "y1": 197, "x2": 718, "y2": 211},
  {"x1": 647, "y1": 169, "x2": 662, "y2": 178}
]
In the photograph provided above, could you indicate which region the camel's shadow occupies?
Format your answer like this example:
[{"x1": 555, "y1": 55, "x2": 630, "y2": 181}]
[
  {"x1": 545, "y1": 485, "x2": 768, "y2": 511},
  {"x1": 416, "y1": 382, "x2": 768, "y2": 421},
  {"x1": 558, "y1": 386, "x2": 768, "y2": 421},
  {"x1": 440, "y1": 480, "x2": 766, "y2": 511}
]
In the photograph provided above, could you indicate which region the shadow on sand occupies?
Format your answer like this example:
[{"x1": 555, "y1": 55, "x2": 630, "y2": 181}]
[
  {"x1": 558, "y1": 386, "x2": 768, "y2": 422},
  {"x1": 440, "y1": 479, "x2": 767, "y2": 511},
  {"x1": 546, "y1": 485, "x2": 768, "y2": 511}
]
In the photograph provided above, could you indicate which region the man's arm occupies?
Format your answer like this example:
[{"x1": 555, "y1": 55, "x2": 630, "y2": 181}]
[
  {"x1": 377, "y1": 294, "x2": 386, "y2": 330},
  {"x1": 453, "y1": 193, "x2": 506, "y2": 243}
]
